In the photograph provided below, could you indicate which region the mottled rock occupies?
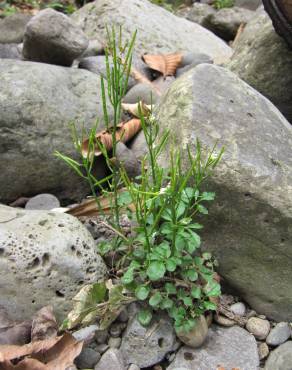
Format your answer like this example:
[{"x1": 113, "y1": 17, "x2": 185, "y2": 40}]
[
  {"x1": 155, "y1": 63, "x2": 292, "y2": 321},
  {"x1": 246, "y1": 317, "x2": 270, "y2": 339},
  {"x1": 258, "y1": 342, "x2": 269, "y2": 360},
  {"x1": 230, "y1": 302, "x2": 246, "y2": 316},
  {"x1": 0, "y1": 59, "x2": 111, "y2": 204},
  {"x1": 81, "y1": 39, "x2": 104, "y2": 57},
  {"x1": 227, "y1": 10, "x2": 292, "y2": 123},
  {"x1": 94, "y1": 349, "x2": 125, "y2": 370},
  {"x1": 176, "y1": 315, "x2": 208, "y2": 348},
  {"x1": 75, "y1": 347, "x2": 101, "y2": 369},
  {"x1": 108, "y1": 337, "x2": 122, "y2": 349},
  {"x1": 265, "y1": 341, "x2": 292, "y2": 370},
  {"x1": 73, "y1": 325, "x2": 99, "y2": 343},
  {"x1": 23, "y1": 8, "x2": 88, "y2": 66},
  {"x1": 0, "y1": 205, "x2": 107, "y2": 320},
  {"x1": 72, "y1": 0, "x2": 232, "y2": 60},
  {"x1": 25, "y1": 194, "x2": 60, "y2": 211},
  {"x1": 167, "y1": 325, "x2": 259, "y2": 370},
  {"x1": 120, "y1": 314, "x2": 176, "y2": 368},
  {"x1": 0, "y1": 13, "x2": 32, "y2": 44},
  {"x1": 266, "y1": 322, "x2": 291, "y2": 346}
]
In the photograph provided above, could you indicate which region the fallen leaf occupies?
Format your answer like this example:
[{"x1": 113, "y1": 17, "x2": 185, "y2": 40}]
[
  {"x1": 122, "y1": 101, "x2": 152, "y2": 118},
  {"x1": 31, "y1": 306, "x2": 58, "y2": 342},
  {"x1": 81, "y1": 119, "x2": 141, "y2": 158},
  {"x1": 142, "y1": 53, "x2": 183, "y2": 77}
]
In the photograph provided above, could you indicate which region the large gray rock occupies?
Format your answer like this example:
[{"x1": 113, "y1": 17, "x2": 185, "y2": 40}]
[
  {"x1": 167, "y1": 326, "x2": 259, "y2": 370},
  {"x1": 265, "y1": 341, "x2": 292, "y2": 370},
  {"x1": 235, "y1": 0, "x2": 262, "y2": 10},
  {"x1": 0, "y1": 59, "x2": 111, "y2": 204},
  {"x1": 120, "y1": 314, "x2": 176, "y2": 368},
  {"x1": 0, "y1": 13, "x2": 32, "y2": 44},
  {"x1": 23, "y1": 8, "x2": 88, "y2": 66},
  {"x1": 0, "y1": 44, "x2": 21, "y2": 59},
  {"x1": 155, "y1": 63, "x2": 292, "y2": 321},
  {"x1": 227, "y1": 10, "x2": 292, "y2": 123},
  {"x1": 71, "y1": 0, "x2": 232, "y2": 61},
  {"x1": 0, "y1": 205, "x2": 107, "y2": 321},
  {"x1": 176, "y1": 3, "x2": 216, "y2": 26}
]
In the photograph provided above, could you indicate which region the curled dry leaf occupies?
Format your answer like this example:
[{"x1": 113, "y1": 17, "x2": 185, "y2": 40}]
[
  {"x1": 142, "y1": 53, "x2": 183, "y2": 77},
  {"x1": 81, "y1": 119, "x2": 141, "y2": 158},
  {"x1": 121, "y1": 101, "x2": 152, "y2": 118},
  {"x1": 31, "y1": 306, "x2": 58, "y2": 342}
]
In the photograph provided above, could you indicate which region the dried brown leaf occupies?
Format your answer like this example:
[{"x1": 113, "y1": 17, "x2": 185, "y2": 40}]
[
  {"x1": 129, "y1": 65, "x2": 161, "y2": 95},
  {"x1": 81, "y1": 119, "x2": 141, "y2": 158},
  {"x1": 142, "y1": 53, "x2": 183, "y2": 77},
  {"x1": 31, "y1": 306, "x2": 58, "y2": 342},
  {"x1": 121, "y1": 101, "x2": 152, "y2": 118}
]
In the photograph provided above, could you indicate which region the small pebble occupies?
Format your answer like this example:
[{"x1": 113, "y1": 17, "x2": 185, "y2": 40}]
[
  {"x1": 95, "y1": 329, "x2": 109, "y2": 344},
  {"x1": 246, "y1": 317, "x2": 270, "y2": 340},
  {"x1": 166, "y1": 352, "x2": 176, "y2": 362},
  {"x1": 73, "y1": 324, "x2": 98, "y2": 343},
  {"x1": 95, "y1": 343, "x2": 109, "y2": 354},
  {"x1": 246, "y1": 310, "x2": 257, "y2": 318},
  {"x1": 128, "y1": 365, "x2": 140, "y2": 370},
  {"x1": 25, "y1": 193, "x2": 60, "y2": 210},
  {"x1": 230, "y1": 302, "x2": 246, "y2": 317},
  {"x1": 266, "y1": 322, "x2": 291, "y2": 346},
  {"x1": 214, "y1": 314, "x2": 236, "y2": 327},
  {"x1": 75, "y1": 347, "x2": 101, "y2": 369},
  {"x1": 108, "y1": 336, "x2": 122, "y2": 349},
  {"x1": 110, "y1": 323, "x2": 124, "y2": 338},
  {"x1": 118, "y1": 308, "x2": 129, "y2": 323},
  {"x1": 258, "y1": 342, "x2": 269, "y2": 360}
]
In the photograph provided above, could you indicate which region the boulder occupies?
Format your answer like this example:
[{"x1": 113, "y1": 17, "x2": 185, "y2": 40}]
[
  {"x1": 0, "y1": 205, "x2": 107, "y2": 320},
  {"x1": 204, "y1": 6, "x2": 255, "y2": 41},
  {"x1": 265, "y1": 341, "x2": 292, "y2": 370},
  {"x1": 0, "y1": 59, "x2": 111, "y2": 204},
  {"x1": 23, "y1": 8, "x2": 88, "y2": 66},
  {"x1": 167, "y1": 325, "x2": 259, "y2": 370},
  {"x1": 120, "y1": 313, "x2": 176, "y2": 368},
  {"x1": 0, "y1": 13, "x2": 32, "y2": 44},
  {"x1": 0, "y1": 44, "x2": 21, "y2": 59},
  {"x1": 71, "y1": 0, "x2": 232, "y2": 61},
  {"x1": 176, "y1": 3, "x2": 216, "y2": 26},
  {"x1": 155, "y1": 63, "x2": 292, "y2": 321},
  {"x1": 227, "y1": 10, "x2": 292, "y2": 123},
  {"x1": 235, "y1": 0, "x2": 262, "y2": 10}
]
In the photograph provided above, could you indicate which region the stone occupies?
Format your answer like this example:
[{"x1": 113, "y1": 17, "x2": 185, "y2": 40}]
[
  {"x1": 117, "y1": 309, "x2": 129, "y2": 323},
  {"x1": 81, "y1": 39, "x2": 104, "y2": 58},
  {"x1": 75, "y1": 347, "x2": 101, "y2": 369},
  {"x1": 114, "y1": 142, "x2": 141, "y2": 180},
  {"x1": 123, "y1": 83, "x2": 159, "y2": 105},
  {"x1": 214, "y1": 314, "x2": 236, "y2": 327},
  {"x1": 175, "y1": 315, "x2": 208, "y2": 348},
  {"x1": 155, "y1": 63, "x2": 292, "y2": 322},
  {"x1": 246, "y1": 317, "x2": 270, "y2": 339},
  {"x1": 95, "y1": 343, "x2": 109, "y2": 354},
  {"x1": 95, "y1": 329, "x2": 109, "y2": 344},
  {"x1": 258, "y1": 342, "x2": 269, "y2": 360},
  {"x1": 0, "y1": 44, "x2": 21, "y2": 59},
  {"x1": 167, "y1": 325, "x2": 259, "y2": 370},
  {"x1": 0, "y1": 205, "x2": 107, "y2": 320},
  {"x1": 128, "y1": 365, "x2": 140, "y2": 370},
  {"x1": 108, "y1": 337, "x2": 122, "y2": 349},
  {"x1": 235, "y1": 0, "x2": 262, "y2": 10},
  {"x1": 176, "y1": 53, "x2": 213, "y2": 78},
  {"x1": 265, "y1": 341, "x2": 292, "y2": 370},
  {"x1": 25, "y1": 194, "x2": 60, "y2": 211},
  {"x1": 204, "y1": 6, "x2": 255, "y2": 41},
  {"x1": 94, "y1": 348, "x2": 125, "y2": 370},
  {"x1": 120, "y1": 314, "x2": 176, "y2": 368},
  {"x1": 176, "y1": 3, "x2": 216, "y2": 26},
  {"x1": 73, "y1": 325, "x2": 99, "y2": 343},
  {"x1": 128, "y1": 131, "x2": 148, "y2": 161},
  {"x1": 23, "y1": 8, "x2": 88, "y2": 66},
  {"x1": 0, "y1": 59, "x2": 111, "y2": 204},
  {"x1": 71, "y1": 0, "x2": 232, "y2": 61},
  {"x1": 266, "y1": 322, "x2": 291, "y2": 346},
  {"x1": 0, "y1": 13, "x2": 32, "y2": 44},
  {"x1": 227, "y1": 10, "x2": 292, "y2": 123},
  {"x1": 230, "y1": 302, "x2": 246, "y2": 316}
]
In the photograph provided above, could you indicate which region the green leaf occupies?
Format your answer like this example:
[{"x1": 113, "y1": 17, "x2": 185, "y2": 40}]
[
  {"x1": 160, "y1": 222, "x2": 173, "y2": 235},
  {"x1": 202, "y1": 252, "x2": 212, "y2": 260},
  {"x1": 138, "y1": 309, "x2": 153, "y2": 326},
  {"x1": 191, "y1": 286, "x2": 201, "y2": 299},
  {"x1": 117, "y1": 191, "x2": 132, "y2": 206},
  {"x1": 135, "y1": 285, "x2": 150, "y2": 300},
  {"x1": 147, "y1": 261, "x2": 166, "y2": 281},
  {"x1": 186, "y1": 269, "x2": 198, "y2": 282},
  {"x1": 176, "y1": 201, "x2": 186, "y2": 218},
  {"x1": 166, "y1": 258, "x2": 177, "y2": 272},
  {"x1": 161, "y1": 209, "x2": 172, "y2": 221},
  {"x1": 129, "y1": 260, "x2": 141, "y2": 270},
  {"x1": 204, "y1": 280, "x2": 221, "y2": 297},
  {"x1": 165, "y1": 283, "x2": 177, "y2": 295},
  {"x1": 204, "y1": 301, "x2": 217, "y2": 310},
  {"x1": 160, "y1": 297, "x2": 174, "y2": 309},
  {"x1": 181, "y1": 187, "x2": 194, "y2": 202},
  {"x1": 187, "y1": 223, "x2": 203, "y2": 230},
  {"x1": 197, "y1": 204, "x2": 208, "y2": 214},
  {"x1": 183, "y1": 296, "x2": 193, "y2": 306},
  {"x1": 121, "y1": 268, "x2": 134, "y2": 285},
  {"x1": 149, "y1": 291, "x2": 163, "y2": 307},
  {"x1": 200, "y1": 192, "x2": 215, "y2": 201}
]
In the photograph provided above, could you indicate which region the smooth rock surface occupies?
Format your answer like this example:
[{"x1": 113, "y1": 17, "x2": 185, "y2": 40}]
[
  {"x1": 0, "y1": 205, "x2": 107, "y2": 320},
  {"x1": 265, "y1": 341, "x2": 292, "y2": 370},
  {"x1": 0, "y1": 59, "x2": 111, "y2": 204},
  {"x1": 176, "y1": 3, "x2": 216, "y2": 26},
  {"x1": 25, "y1": 194, "x2": 60, "y2": 211},
  {"x1": 230, "y1": 302, "x2": 246, "y2": 316},
  {"x1": 94, "y1": 349, "x2": 125, "y2": 370},
  {"x1": 123, "y1": 83, "x2": 159, "y2": 105},
  {"x1": 0, "y1": 44, "x2": 21, "y2": 59},
  {"x1": 71, "y1": 0, "x2": 232, "y2": 61},
  {"x1": 167, "y1": 325, "x2": 259, "y2": 370},
  {"x1": 75, "y1": 347, "x2": 101, "y2": 369},
  {"x1": 176, "y1": 315, "x2": 208, "y2": 348},
  {"x1": 23, "y1": 8, "x2": 88, "y2": 66},
  {"x1": 0, "y1": 13, "x2": 32, "y2": 44},
  {"x1": 235, "y1": 0, "x2": 262, "y2": 10},
  {"x1": 228, "y1": 10, "x2": 292, "y2": 123},
  {"x1": 246, "y1": 317, "x2": 270, "y2": 339},
  {"x1": 120, "y1": 314, "x2": 176, "y2": 368},
  {"x1": 266, "y1": 322, "x2": 291, "y2": 346},
  {"x1": 155, "y1": 63, "x2": 292, "y2": 321}
]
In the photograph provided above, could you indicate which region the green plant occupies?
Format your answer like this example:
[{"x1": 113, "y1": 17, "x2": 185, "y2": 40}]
[
  {"x1": 213, "y1": 0, "x2": 234, "y2": 9},
  {"x1": 57, "y1": 27, "x2": 223, "y2": 334}
]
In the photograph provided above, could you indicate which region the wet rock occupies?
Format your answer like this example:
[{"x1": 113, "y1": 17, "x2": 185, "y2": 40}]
[
  {"x1": 75, "y1": 347, "x2": 101, "y2": 369},
  {"x1": 168, "y1": 325, "x2": 259, "y2": 370},
  {"x1": 266, "y1": 322, "x2": 291, "y2": 346},
  {"x1": 230, "y1": 302, "x2": 246, "y2": 316},
  {"x1": 246, "y1": 317, "x2": 270, "y2": 339},
  {"x1": 0, "y1": 205, "x2": 107, "y2": 321},
  {"x1": 25, "y1": 194, "x2": 60, "y2": 211},
  {"x1": 23, "y1": 8, "x2": 88, "y2": 66},
  {"x1": 120, "y1": 314, "x2": 176, "y2": 368},
  {"x1": 265, "y1": 341, "x2": 292, "y2": 370},
  {"x1": 176, "y1": 315, "x2": 208, "y2": 348},
  {"x1": 94, "y1": 348, "x2": 125, "y2": 370},
  {"x1": 0, "y1": 13, "x2": 32, "y2": 44}
]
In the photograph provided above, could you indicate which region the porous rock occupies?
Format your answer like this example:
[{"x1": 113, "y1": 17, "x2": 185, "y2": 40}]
[{"x1": 0, "y1": 205, "x2": 107, "y2": 320}]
